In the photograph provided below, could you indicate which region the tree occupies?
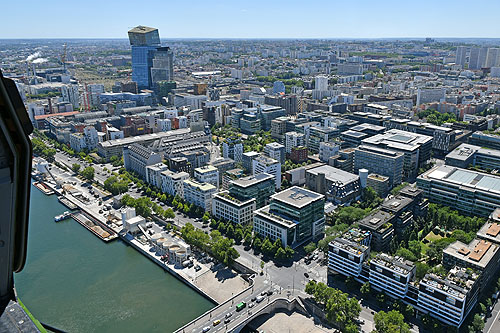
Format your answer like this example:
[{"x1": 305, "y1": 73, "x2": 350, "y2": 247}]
[
  {"x1": 163, "y1": 208, "x2": 175, "y2": 219},
  {"x1": 373, "y1": 310, "x2": 410, "y2": 333},
  {"x1": 253, "y1": 237, "x2": 262, "y2": 251},
  {"x1": 415, "y1": 262, "x2": 430, "y2": 280},
  {"x1": 304, "y1": 242, "x2": 317, "y2": 254},
  {"x1": 395, "y1": 248, "x2": 417, "y2": 262},
  {"x1": 275, "y1": 247, "x2": 287, "y2": 260},
  {"x1": 360, "y1": 282, "x2": 371, "y2": 295},
  {"x1": 81, "y1": 166, "x2": 95, "y2": 181},
  {"x1": 284, "y1": 246, "x2": 294, "y2": 259},
  {"x1": 234, "y1": 228, "x2": 244, "y2": 244},
  {"x1": 244, "y1": 232, "x2": 252, "y2": 246},
  {"x1": 470, "y1": 314, "x2": 484, "y2": 333},
  {"x1": 261, "y1": 238, "x2": 274, "y2": 257},
  {"x1": 71, "y1": 163, "x2": 81, "y2": 173}
]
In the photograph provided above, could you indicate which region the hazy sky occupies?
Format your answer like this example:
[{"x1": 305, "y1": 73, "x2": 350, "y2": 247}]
[{"x1": 2, "y1": 0, "x2": 500, "y2": 39}]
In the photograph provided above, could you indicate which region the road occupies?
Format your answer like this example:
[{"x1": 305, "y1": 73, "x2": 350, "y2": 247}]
[{"x1": 484, "y1": 295, "x2": 500, "y2": 333}]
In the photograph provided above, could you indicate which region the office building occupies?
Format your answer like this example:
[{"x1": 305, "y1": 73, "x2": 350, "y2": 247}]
[
  {"x1": 417, "y1": 165, "x2": 500, "y2": 218},
  {"x1": 469, "y1": 131, "x2": 500, "y2": 150},
  {"x1": 272, "y1": 81, "x2": 285, "y2": 94},
  {"x1": 222, "y1": 139, "x2": 243, "y2": 163},
  {"x1": 264, "y1": 142, "x2": 285, "y2": 164},
  {"x1": 183, "y1": 179, "x2": 217, "y2": 211},
  {"x1": 354, "y1": 145, "x2": 404, "y2": 188},
  {"x1": 328, "y1": 228, "x2": 371, "y2": 278},
  {"x1": 253, "y1": 155, "x2": 281, "y2": 189},
  {"x1": 319, "y1": 142, "x2": 340, "y2": 163},
  {"x1": 150, "y1": 47, "x2": 174, "y2": 89},
  {"x1": 315, "y1": 75, "x2": 328, "y2": 91},
  {"x1": 445, "y1": 143, "x2": 500, "y2": 171},
  {"x1": 123, "y1": 143, "x2": 162, "y2": 180},
  {"x1": 212, "y1": 191, "x2": 256, "y2": 225},
  {"x1": 229, "y1": 173, "x2": 275, "y2": 209},
  {"x1": 61, "y1": 84, "x2": 79, "y2": 109},
  {"x1": 380, "y1": 196, "x2": 415, "y2": 236},
  {"x1": 305, "y1": 165, "x2": 361, "y2": 205},
  {"x1": 361, "y1": 129, "x2": 432, "y2": 180},
  {"x1": 308, "y1": 126, "x2": 338, "y2": 153},
  {"x1": 253, "y1": 187, "x2": 325, "y2": 247},
  {"x1": 128, "y1": 26, "x2": 161, "y2": 89}
]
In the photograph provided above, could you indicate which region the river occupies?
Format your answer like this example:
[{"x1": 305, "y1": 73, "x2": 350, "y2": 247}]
[{"x1": 14, "y1": 184, "x2": 213, "y2": 332}]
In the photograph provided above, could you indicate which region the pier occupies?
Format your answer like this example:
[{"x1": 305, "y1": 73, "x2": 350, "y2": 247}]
[{"x1": 71, "y1": 211, "x2": 117, "y2": 242}]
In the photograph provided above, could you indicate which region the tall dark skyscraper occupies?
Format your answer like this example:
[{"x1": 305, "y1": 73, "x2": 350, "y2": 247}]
[{"x1": 128, "y1": 26, "x2": 163, "y2": 90}]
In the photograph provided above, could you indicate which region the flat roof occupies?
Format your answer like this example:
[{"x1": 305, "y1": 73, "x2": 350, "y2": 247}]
[
  {"x1": 271, "y1": 186, "x2": 324, "y2": 208},
  {"x1": 444, "y1": 239, "x2": 498, "y2": 269},
  {"x1": 99, "y1": 128, "x2": 191, "y2": 148},
  {"x1": 194, "y1": 165, "x2": 218, "y2": 174},
  {"x1": 183, "y1": 179, "x2": 216, "y2": 191},
  {"x1": 230, "y1": 173, "x2": 274, "y2": 188},
  {"x1": 306, "y1": 165, "x2": 359, "y2": 185},
  {"x1": 362, "y1": 129, "x2": 432, "y2": 152},
  {"x1": 358, "y1": 210, "x2": 393, "y2": 231},
  {"x1": 421, "y1": 165, "x2": 500, "y2": 195}
]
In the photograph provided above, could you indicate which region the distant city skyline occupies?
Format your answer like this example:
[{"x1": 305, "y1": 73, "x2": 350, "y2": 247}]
[{"x1": 2, "y1": 0, "x2": 500, "y2": 39}]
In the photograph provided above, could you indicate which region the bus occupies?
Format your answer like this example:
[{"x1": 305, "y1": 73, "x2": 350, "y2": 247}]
[{"x1": 235, "y1": 302, "x2": 246, "y2": 312}]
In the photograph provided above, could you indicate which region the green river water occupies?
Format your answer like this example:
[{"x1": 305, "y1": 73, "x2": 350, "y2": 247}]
[{"x1": 14, "y1": 184, "x2": 213, "y2": 332}]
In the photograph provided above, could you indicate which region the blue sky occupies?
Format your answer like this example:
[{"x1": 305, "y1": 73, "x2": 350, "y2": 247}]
[{"x1": 1, "y1": 0, "x2": 500, "y2": 39}]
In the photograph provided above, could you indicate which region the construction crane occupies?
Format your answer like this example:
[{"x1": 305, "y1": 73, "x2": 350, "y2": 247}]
[{"x1": 60, "y1": 43, "x2": 67, "y2": 73}]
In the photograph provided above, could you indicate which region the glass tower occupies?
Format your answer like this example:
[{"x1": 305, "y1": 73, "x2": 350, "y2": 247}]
[{"x1": 128, "y1": 26, "x2": 161, "y2": 89}]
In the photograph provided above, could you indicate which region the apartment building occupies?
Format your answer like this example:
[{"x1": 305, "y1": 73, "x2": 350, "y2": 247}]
[
  {"x1": 264, "y1": 142, "x2": 286, "y2": 164},
  {"x1": 357, "y1": 210, "x2": 395, "y2": 252},
  {"x1": 252, "y1": 155, "x2": 281, "y2": 189},
  {"x1": 160, "y1": 169, "x2": 189, "y2": 198},
  {"x1": 285, "y1": 131, "x2": 305, "y2": 154},
  {"x1": 194, "y1": 165, "x2": 219, "y2": 189},
  {"x1": 369, "y1": 253, "x2": 416, "y2": 299},
  {"x1": 305, "y1": 165, "x2": 361, "y2": 205},
  {"x1": 145, "y1": 163, "x2": 169, "y2": 189},
  {"x1": 417, "y1": 268, "x2": 479, "y2": 327},
  {"x1": 328, "y1": 228, "x2": 371, "y2": 278},
  {"x1": 183, "y1": 179, "x2": 217, "y2": 211}
]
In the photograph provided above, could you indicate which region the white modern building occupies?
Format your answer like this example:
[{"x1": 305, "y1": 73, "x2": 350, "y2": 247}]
[
  {"x1": 194, "y1": 165, "x2": 219, "y2": 189},
  {"x1": 145, "y1": 163, "x2": 169, "y2": 189},
  {"x1": 253, "y1": 155, "x2": 281, "y2": 189},
  {"x1": 69, "y1": 126, "x2": 100, "y2": 152},
  {"x1": 369, "y1": 253, "x2": 416, "y2": 299},
  {"x1": 160, "y1": 169, "x2": 189, "y2": 197},
  {"x1": 183, "y1": 179, "x2": 217, "y2": 211},
  {"x1": 328, "y1": 228, "x2": 371, "y2": 278},
  {"x1": 212, "y1": 191, "x2": 256, "y2": 225},
  {"x1": 285, "y1": 131, "x2": 305, "y2": 154},
  {"x1": 123, "y1": 143, "x2": 162, "y2": 180},
  {"x1": 319, "y1": 142, "x2": 340, "y2": 162}
]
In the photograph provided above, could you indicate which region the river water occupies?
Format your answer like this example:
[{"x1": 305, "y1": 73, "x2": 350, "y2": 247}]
[{"x1": 14, "y1": 184, "x2": 213, "y2": 332}]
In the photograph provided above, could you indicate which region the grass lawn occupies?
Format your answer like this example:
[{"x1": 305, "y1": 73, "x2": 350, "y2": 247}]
[
  {"x1": 420, "y1": 241, "x2": 430, "y2": 255},
  {"x1": 424, "y1": 231, "x2": 443, "y2": 242}
]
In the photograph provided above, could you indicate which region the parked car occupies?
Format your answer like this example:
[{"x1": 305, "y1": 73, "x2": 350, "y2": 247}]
[
  {"x1": 256, "y1": 296, "x2": 265, "y2": 303},
  {"x1": 213, "y1": 319, "x2": 220, "y2": 326},
  {"x1": 225, "y1": 313, "x2": 232, "y2": 319},
  {"x1": 202, "y1": 326, "x2": 210, "y2": 332}
]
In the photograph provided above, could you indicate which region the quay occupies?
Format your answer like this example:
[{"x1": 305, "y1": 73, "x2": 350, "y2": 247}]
[
  {"x1": 71, "y1": 211, "x2": 117, "y2": 242},
  {"x1": 57, "y1": 196, "x2": 77, "y2": 210},
  {"x1": 118, "y1": 232, "x2": 219, "y2": 304}
]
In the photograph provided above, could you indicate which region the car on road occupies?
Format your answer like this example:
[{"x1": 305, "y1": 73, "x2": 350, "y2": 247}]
[
  {"x1": 213, "y1": 319, "x2": 220, "y2": 326},
  {"x1": 251, "y1": 296, "x2": 256, "y2": 302},
  {"x1": 224, "y1": 318, "x2": 230, "y2": 324},
  {"x1": 304, "y1": 272, "x2": 309, "y2": 278},
  {"x1": 225, "y1": 312, "x2": 232, "y2": 319},
  {"x1": 266, "y1": 290, "x2": 273, "y2": 296},
  {"x1": 248, "y1": 302, "x2": 255, "y2": 308},
  {"x1": 202, "y1": 326, "x2": 210, "y2": 332},
  {"x1": 256, "y1": 296, "x2": 264, "y2": 303},
  {"x1": 260, "y1": 291, "x2": 266, "y2": 296}
]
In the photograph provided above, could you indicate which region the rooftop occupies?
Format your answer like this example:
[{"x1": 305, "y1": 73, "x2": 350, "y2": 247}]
[
  {"x1": 420, "y1": 165, "x2": 500, "y2": 195},
  {"x1": 306, "y1": 165, "x2": 359, "y2": 185},
  {"x1": 330, "y1": 237, "x2": 369, "y2": 257},
  {"x1": 255, "y1": 205, "x2": 297, "y2": 228},
  {"x1": 271, "y1": 186, "x2": 324, "y2": 208},
  {"x1": 128, "y1": 26, "x2": 158, "y2": 34},
  {"x1": 381, "y1": 196, "x2": 413, "y2": 213},
  {"x1": 444, "y1": 238, "x2": 499, "y2": 269},
  {"x1": 421, "y1": 266, "x2": 478, "y2": 300},
  {"x1": 194, "y1": 165, "x2": 218, "y2": 174},
  {"x1": 358, "y1": 210, "x2": 394, "y2": 231},
  {"x1": 230, "y1": 173, "x2": 274, "y2": 188},
  {"x1": 99, "y1": 128, "x2": 191, "y2": 148},
  {"x1": 183, "y1": 179, "x2": 217, "y2": 192},
  {"x1": 362, "y1": 129, "x2": 432, "y2": 152},
  {"x1": 371, "y1": 253, "x2": 415, "y2": 276},
  {"x1": 446, "y1": 143, "x2": 500, "y2": 162},
  {"x1": 368, "y1": 173, "x2": 389, "y2": 181}
]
